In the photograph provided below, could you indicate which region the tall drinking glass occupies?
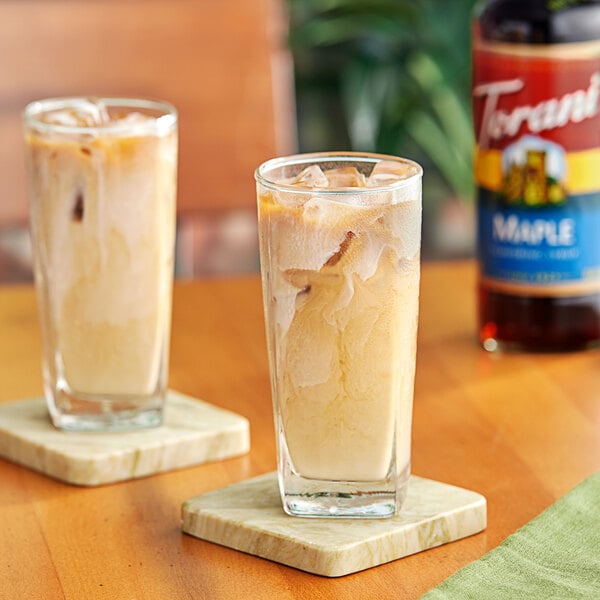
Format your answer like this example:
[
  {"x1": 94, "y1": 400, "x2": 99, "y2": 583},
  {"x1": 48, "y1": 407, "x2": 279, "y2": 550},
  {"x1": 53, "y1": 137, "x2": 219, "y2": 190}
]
[
  {"x1": 24, "y1": 97, "x2": 177, "y2": 431},
  {"x1": 256, "y1": 152, "x2": 422, "y2": 518}
]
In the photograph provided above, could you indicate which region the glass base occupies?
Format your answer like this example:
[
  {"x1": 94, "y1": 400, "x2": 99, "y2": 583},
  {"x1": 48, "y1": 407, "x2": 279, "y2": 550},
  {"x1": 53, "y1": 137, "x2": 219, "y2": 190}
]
[
  {"x1": 46, "y1": 388, "x2": 165, "y2": 431},
  {"x1": 279, "y1": 468, "x2": 409, "y2": 519}
]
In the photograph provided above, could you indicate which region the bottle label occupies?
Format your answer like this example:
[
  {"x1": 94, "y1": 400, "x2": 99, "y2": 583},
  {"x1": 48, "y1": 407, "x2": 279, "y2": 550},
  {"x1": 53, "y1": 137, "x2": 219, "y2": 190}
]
[{"x1": 473, "y1": 38, "x2": 600, "y2": 296}]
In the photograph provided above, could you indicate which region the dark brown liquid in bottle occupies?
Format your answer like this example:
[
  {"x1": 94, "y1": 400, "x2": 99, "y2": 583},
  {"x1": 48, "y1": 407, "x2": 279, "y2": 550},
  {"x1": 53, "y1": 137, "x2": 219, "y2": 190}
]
[{"x1": 477, "y1": 0, "x2": 600, "y2": 351}]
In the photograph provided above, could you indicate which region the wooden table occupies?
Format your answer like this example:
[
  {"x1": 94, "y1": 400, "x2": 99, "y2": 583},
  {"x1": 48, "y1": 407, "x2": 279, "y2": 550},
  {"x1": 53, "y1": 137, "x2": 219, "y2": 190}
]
[{"x1": 1, "y1": 260, "x2": 599, "y2": 599}]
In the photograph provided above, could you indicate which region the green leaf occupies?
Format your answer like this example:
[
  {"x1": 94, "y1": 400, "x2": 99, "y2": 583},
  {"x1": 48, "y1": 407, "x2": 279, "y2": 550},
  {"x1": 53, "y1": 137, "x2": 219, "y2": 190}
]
[
  {"x1": 288, "y1": 0, "x2": 480, "y2": 201},
  {"x1": 341, "y1": 60, "x2": 398, "y2": 150},
  {"x1": 406, "y1": 52, "x2": 473, "y2": 158},
  {"x1": 405, "y1": 109, "x2": 473, "y2": 199}
]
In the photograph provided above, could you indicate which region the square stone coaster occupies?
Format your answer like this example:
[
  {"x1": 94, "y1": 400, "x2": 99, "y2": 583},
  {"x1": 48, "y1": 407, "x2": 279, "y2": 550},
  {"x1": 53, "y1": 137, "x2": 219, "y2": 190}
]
[
  {"x1": 0, "y1": 390, "x2": 249, "y2": 486},
  {"x1": 182, "y1": 471, "x2": 487, "y2": 577}
]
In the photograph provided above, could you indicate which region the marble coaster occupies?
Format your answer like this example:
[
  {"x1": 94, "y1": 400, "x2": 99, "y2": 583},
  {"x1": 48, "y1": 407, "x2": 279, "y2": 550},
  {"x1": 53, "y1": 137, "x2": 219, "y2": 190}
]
[
  {"x1": 182, "y1": 471, "x2": 487, "y2": 577},
  {"x1": 0, "y1": 390, "x2": 250, "y2": 486}
]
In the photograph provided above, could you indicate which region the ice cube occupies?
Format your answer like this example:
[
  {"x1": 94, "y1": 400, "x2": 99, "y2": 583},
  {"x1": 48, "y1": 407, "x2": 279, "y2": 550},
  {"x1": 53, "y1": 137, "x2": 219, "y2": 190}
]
[
  {"x1": 42, "y1": 110, "x2": 82, "y2": 127},
  {"x1": 74, "y1": 98, "x2": 109, "y2": 126},
  {"x1": 387, "y1": 197, "x2": 422, "y2": 260},
  {"x1": 42, "y1": 99, "x2": 110, "y2": 127},
  {"x1": 366, "y1": 160, "x2": 419, "y2": 187},
  {"x1": 302, "y1": 195, "x2": 360, "y2": 225},
  {"x1": 112, "y1": 111, "x2": 152, "y2": 128},
  {"x1": 323, "y1": 166, "x2": 367, "y2": 188},
  {"x1": 288, "y1": 165, "x2": 329, "y2": 188}
]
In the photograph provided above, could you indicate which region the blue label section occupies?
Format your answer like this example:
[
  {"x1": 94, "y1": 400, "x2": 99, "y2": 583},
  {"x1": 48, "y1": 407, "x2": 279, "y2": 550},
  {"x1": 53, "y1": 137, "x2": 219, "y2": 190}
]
[{"x1": 478, "y1": 189, "x2": 600, "y2": 285}]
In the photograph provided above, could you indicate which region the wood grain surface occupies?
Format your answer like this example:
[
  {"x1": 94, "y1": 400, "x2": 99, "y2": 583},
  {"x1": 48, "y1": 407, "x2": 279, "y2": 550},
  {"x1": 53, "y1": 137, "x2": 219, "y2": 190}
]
[{"x1": 1, "y1": 261, "x2": 599, "y2": 599}]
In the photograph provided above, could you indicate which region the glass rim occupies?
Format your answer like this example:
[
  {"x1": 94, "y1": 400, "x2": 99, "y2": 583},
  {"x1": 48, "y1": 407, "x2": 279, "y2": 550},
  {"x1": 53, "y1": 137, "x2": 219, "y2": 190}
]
[
  {"x1": 23, "y1": 96, "x2": 177, "y2": 136},
  {"x1": 255, "y1": 151, "x2": 423, "y2": 195}
]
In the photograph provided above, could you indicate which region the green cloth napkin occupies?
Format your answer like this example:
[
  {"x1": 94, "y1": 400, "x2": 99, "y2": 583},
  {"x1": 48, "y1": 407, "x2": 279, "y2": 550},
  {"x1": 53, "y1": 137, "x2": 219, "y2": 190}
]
[{"x1": 422, "y1": 471, "x2": 600, "y2": 600}]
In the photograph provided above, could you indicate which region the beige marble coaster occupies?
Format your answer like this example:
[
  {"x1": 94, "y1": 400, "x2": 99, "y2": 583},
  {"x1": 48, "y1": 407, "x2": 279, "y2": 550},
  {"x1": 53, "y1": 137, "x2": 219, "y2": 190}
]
[
  {"x1": 0, "y1": 390, "x2": 249, "y2": 486},
  {"x1": 182, "y1": 471, "x2": 487, "y2": 577}
]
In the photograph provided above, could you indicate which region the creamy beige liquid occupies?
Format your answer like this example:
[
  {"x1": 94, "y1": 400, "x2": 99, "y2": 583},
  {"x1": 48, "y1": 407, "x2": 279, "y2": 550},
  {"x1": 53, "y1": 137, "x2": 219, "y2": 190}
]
[
  {"x1": 25, "y1": 105, "x2": 177, "y2": 397},
  {"x1": 259, "y1": 162, "x2": 420, "y2": 482}
]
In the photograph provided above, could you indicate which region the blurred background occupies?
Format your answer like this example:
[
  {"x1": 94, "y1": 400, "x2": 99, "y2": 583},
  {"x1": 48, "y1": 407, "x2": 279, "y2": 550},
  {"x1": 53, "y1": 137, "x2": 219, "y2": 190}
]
[
  {"x1": 0, "y1": 0, "x2": 478, "y2": 284},
  {"x1": 290, "y1": 0, "x2": 478, "y2": 260}
]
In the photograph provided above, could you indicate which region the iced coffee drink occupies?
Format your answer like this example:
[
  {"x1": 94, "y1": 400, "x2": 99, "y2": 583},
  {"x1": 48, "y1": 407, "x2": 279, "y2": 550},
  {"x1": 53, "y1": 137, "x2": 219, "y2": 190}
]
[
  {"x1": 256, "y1": 153, "x2": 421, "y2": 517},
  {"x1": 24, "y1": 98, "x2": 177, "y2": 431}
]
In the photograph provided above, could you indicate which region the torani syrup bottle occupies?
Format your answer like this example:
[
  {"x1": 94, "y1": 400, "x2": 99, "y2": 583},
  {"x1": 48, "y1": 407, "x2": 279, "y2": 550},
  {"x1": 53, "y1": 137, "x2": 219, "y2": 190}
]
[{"x1": 473, "y1": 0, "x2": 600, "y2": 351}]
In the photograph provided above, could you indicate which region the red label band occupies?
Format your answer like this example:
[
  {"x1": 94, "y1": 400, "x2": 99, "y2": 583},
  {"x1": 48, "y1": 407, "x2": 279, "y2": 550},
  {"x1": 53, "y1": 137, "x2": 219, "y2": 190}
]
[{"x1": 473, "y1": 39, "x2": 600, "y2": 152}]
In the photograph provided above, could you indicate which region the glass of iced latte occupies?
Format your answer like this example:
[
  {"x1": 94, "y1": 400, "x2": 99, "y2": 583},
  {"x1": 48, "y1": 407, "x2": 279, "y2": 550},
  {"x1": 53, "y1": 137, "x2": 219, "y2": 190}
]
[
  {"x1": 256, "y1": 152, "x2": 422, "y2": 518},
  {"x1": 24, "y1": 98, "x2": 177, "y2": 431}
]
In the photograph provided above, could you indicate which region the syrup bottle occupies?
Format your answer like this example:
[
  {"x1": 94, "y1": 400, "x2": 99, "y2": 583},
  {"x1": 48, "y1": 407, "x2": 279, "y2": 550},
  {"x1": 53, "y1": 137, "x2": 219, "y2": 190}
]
[{"x1": 473, "y1": 0, "x2": 600, "y2": 351}]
